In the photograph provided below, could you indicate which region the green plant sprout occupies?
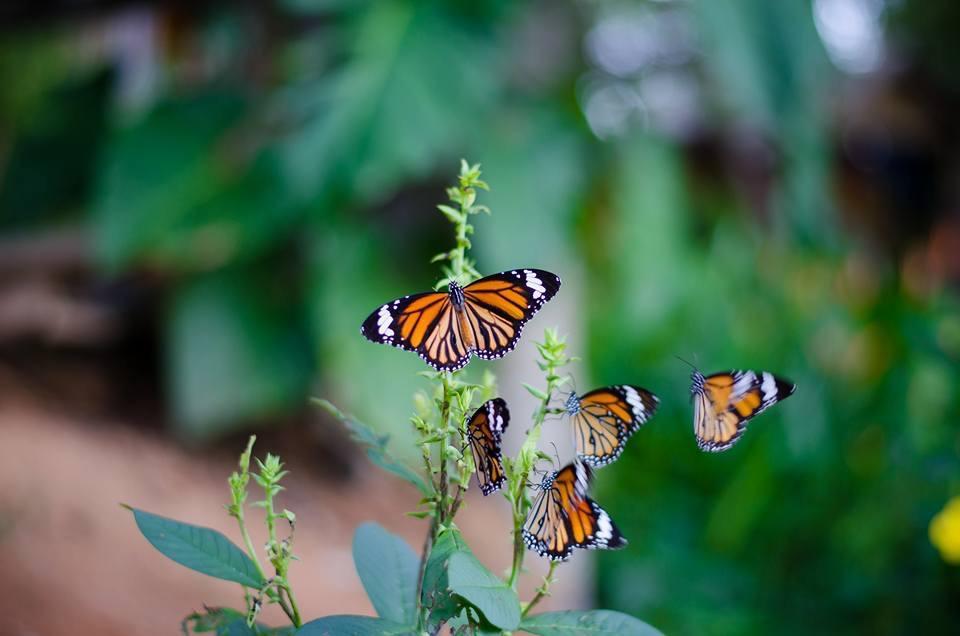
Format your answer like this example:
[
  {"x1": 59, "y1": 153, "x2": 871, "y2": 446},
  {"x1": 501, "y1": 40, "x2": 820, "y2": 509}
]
[{"x1": 126, "y1": 161, "x2": 661, "y2": 635}]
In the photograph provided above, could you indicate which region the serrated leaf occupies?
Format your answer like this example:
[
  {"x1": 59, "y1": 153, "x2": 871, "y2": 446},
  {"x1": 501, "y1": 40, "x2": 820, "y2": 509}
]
[
  {"x1": 127, "y1": 507, "x2": 264, "y2": 588},
  {"x1": 520, "y1": 610, "x2": 664, "y2": 636},
  {"x1": 295, "y1": 616, "x2": 414, "y2": 635},
  {"x1": 352, "y1": 523, "x2": 419, "y2": 625},
  {"x1": 447, "y1": 552, "x2": 520, "y2": 630}
]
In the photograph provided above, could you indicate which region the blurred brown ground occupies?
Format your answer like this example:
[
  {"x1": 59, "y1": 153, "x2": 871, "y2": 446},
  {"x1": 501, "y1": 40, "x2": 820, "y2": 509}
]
[{"x1": 0, "y1": 379, "x2": 578, "y2": 635}]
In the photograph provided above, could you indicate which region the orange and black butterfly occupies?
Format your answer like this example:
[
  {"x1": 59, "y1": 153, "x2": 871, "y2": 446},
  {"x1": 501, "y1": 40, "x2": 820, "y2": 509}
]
[
  {"x1": 466, "y1": 398, "x2": 510, "y2": 495},
  {"x1": 691, "y1": 369, "x2": 796, "y2": 452},
  {"x1": 361, "y1": 269, "x2": 561, "y2": 372},
  {"x1": 522, "y1": 461, "x2": 626, "y2": 561},
  {"x1": 564, "y1": 385, "x2": 659, "y2": 467}
]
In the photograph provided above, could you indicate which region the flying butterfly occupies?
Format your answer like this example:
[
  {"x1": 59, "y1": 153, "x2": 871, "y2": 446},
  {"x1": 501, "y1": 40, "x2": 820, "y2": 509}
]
[
  {"x1": 564, "y1": 385, "x2": 659, "y2": 467},
  {"x1": 466, "y1": 398, "x2": 510, "y2": 495},
  {"x1": 522, "y1": 461, "x2": 626, "y2": 561},
  {"x1": 361, "y1": 269, "x2": 561, "y2": 371},
  {"x1": 691, "y1": 368, "x2": 796, "y2": 452}
]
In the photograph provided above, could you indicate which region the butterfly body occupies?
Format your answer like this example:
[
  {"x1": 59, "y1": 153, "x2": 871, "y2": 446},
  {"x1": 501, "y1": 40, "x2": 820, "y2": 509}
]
[
  {"x1": 522, "y1": 462, "x2": 626, "y2": 561},
  {"x1": 466, "y1": 398, "x2": 510, "y2": 495},
  {"x1": 564, "y1": 385, "x2": 659, "y2": 467},
  {"x1": 361, "y1": 269, "x2": 561, "y2": 371},
  {"x1": 691, "y1": 369, "x2": 796, "y2": 452}
]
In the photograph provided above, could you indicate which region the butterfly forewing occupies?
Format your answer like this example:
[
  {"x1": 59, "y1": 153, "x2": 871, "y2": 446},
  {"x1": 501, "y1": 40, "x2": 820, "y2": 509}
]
[
  {"x1": 361, "y1": 269, "x2": 561, "y2": 371},
  {"x1": 693, "y1": 369, "x2": 796, "y2": 452},
  {"x1": 570, "y1": 385, "x2": 659, "y2": 467},
  {"x1": 466, "y1": 398, "x2": 510, "y2": 495}
]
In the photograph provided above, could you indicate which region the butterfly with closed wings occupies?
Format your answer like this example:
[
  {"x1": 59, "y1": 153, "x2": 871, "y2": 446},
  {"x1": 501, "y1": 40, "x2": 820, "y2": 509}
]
[
  {"x1": 361, "y1": 269, "x2": 561, "y2": 372},
  {"x1": 465, "y1": 398, "x2": 510, "y2": 495},
  {"x1": 522, "y1": 461, "x2": 626, "y2": 561},
  {"x1": 691, "y1": 368, "x2": 796, "y2": 452},
  {"x1": 564, "y1": 385, "x2": 659, "y2": 467}
]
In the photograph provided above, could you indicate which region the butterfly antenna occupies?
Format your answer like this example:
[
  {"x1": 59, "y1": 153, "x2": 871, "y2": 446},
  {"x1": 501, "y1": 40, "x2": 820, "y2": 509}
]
[
  {"x1": 674, "y1": 355, "x2": 698, "y2": 371},
  {"x1": 548, "y1": 442, "x2": 562, "y2": 469}
]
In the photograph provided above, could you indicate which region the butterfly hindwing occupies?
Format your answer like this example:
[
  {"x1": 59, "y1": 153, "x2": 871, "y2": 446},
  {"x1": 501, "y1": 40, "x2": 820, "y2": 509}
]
[
  {"x1": 522, "y1": 462, "x2": 627, "y2": 561},
  {"x1": 466, "y1": 398, "x2": 510, "y2": 495},
  {"x1": 568, "y1": 385, "x2": 659, "y2": 467},
  {"x1": 361, "y1": 269, "x2": 561, "y2": 371},
  {"x1": 692, "y1": 369, "x2": 796, "y2": 452}
]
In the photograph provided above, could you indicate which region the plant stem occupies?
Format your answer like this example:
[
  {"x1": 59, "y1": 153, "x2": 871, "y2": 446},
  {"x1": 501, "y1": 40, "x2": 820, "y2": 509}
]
[
  {"x1": 236, "y1": 507, "x2": 268, "y2": 584},
  {"x1": 523, "y1": 561, "x2": 558, "y2": 617}
]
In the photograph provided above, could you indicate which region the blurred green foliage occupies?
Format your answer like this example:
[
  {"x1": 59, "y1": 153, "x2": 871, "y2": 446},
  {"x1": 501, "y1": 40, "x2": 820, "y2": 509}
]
[{"x1": 1, "y1": 0, "x2": 959, "y2": 633}]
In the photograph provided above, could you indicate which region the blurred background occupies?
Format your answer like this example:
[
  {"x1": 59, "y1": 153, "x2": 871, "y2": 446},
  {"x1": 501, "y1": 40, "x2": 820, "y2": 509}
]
[{"x1": 1, "y1": 0, "x2": 959, "y2": 634}]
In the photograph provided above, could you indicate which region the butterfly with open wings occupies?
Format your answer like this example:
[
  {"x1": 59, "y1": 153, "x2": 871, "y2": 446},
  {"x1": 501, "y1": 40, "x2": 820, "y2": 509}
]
[
  {"x1": 563, "y1": 385, "x2": 659, "y2": 467},
  {"x1": 691, "y1": 368, "x2": 796, "y2": 452},
  {"x1": 361, "y1": 269, "x2": 561, "y2": 372}
]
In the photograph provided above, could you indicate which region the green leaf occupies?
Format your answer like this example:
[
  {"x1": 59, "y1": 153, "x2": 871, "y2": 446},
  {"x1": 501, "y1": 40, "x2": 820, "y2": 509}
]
[
  {"x1": 295, "y1": 616, "x2": 413, "y2": 635},
  {"x1": 281, "y1": 2, "x2": 498, "y2": 205},
  {"x1": 420, "y1": 527, "x2": 469, "y2": 631},
  {"x1": 127, "y1": 507, "x2": 265, "y2": 588},
  {"x1": 313, "y1": 399, "x2": 431, "y2": 496},
  {"x1": 520, "y1": 610, "x2": 664, "y2": 636},
  {"x1": 447, "y1": 551, "x2": 521, "y2": 631},
  {"x1": 352, "y1": 523, "x2": 419, "y2": 625},
  {"x1": 522, "y1": 383, "x2": 549, "y2": 400},
  {"x1": 184, "y1": 606, "x2": 296, "y2": 635}
]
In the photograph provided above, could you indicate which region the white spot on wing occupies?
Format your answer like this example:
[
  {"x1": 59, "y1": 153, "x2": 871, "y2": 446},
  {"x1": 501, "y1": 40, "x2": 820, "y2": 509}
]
[
  {"x1": 623, "y1": 386, "x2": 645, "y2": 418},
  {"x1": 377, "y1": 305, "x2": 394, "y2": 337},
  {"x1": 761, "y1": 371, "x2": 777, "y2": 402},
  {"x1": 524, "y1": 269, "x2": 546, "y2": 299},
  {"x1": 732, "y1": 371, "x2": 756, "y2": 397},
  {"x1": 596, "y1": 508, "x2": 613, "y2": 542}
]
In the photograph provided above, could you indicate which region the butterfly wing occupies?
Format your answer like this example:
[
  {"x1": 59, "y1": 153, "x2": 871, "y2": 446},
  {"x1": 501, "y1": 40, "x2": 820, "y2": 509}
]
[
  {"x1": 467, "y1": 398, "x2": 510, "y2": 495},
  {"x1": 573, "y1": 385, "x2": 659, "y2": 466},
  {"x1": 522, "y1": 462, "x2": 626, "y2": 561},
  {"x1": 694, "y1": 370, "x2": 796, "y2": 452},
  {"x1": 361, "y1": 291, "x2": 472, "y2": 371},
  {"x1": 460, "y1": 269, "x2": 561, "y2": 361}
]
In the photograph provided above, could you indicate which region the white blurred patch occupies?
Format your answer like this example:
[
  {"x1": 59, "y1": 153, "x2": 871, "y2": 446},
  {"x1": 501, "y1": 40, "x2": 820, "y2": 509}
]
[{"x1": 814, "y1": 0, "x2": 886, "y2": 74}]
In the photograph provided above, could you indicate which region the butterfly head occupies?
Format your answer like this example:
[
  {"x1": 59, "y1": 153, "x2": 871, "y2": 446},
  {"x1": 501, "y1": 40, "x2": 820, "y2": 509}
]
[
  {"x1": 690, "y1": 369, "x2": 705, "y2": 396},
  {"x1": 564, "y1": 392, "x2": 581, "y2": 415},
  {"x1": 447, "y1": 281, "x2": 465, "y2": 308}
]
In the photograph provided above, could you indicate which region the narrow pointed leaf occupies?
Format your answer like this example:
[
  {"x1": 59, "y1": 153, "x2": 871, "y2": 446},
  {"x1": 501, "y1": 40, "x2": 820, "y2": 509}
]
[{"x1": 127, "y1": 507, "x2": 264, "y2": 588}]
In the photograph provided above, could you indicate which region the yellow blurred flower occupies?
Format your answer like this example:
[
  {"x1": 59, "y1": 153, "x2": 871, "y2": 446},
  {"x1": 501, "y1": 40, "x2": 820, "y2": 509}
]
[{"x1": 930, "y1": 497, "x2": 960, "y2": 564}]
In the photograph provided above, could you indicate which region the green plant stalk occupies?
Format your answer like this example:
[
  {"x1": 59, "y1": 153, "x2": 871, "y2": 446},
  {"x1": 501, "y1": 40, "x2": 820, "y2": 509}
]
[
  {"x1": 522, "y1": 561, "x2": 559, "y2": 617},
  {"x1": 507, "y1": 331, "x2": 570, "y2": 590},
  {"x1": 506, "y1": 390, "x2": 552, "y2": 589},
  {"x1": 263, "y1": 485, "x2": 302, "y2": 627},
  {"x1": 415, "y1": 161, "x2": 488, "y2": 631}
]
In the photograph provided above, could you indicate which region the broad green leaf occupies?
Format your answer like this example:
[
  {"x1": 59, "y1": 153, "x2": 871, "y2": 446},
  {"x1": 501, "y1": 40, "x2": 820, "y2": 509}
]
[
  {"x1": 313, "y1": 399, "x2": 430, "y2": 495},
  {"x1": 127, "y1": 507, "x2": 265, "y2": 589},
  {"x1": 296, "y1": 615, "x2": 413, "y2": 635},
  {"x1": 352, "y1": 523, "x2": 419, "y2": 625},
  {"x1": 447, "y1": 551, "x2": 521, "y2": 631},
  {"x1": 520, "y1": 610, "x2": 664, "y2": 636},
  {"x1": 420, "y1": 527, "x2": 468, "y2": 631},
  {"x1": 282, "y1": 1, "x2": 498, "y2": 205},
  {"x1": 184, "y1": 607, "x2": 296, "y2": 635}
]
